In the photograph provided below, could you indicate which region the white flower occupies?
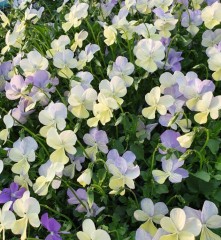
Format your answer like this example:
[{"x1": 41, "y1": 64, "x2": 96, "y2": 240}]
[
  {"x1": 77, "y1": 168, "x2": 92, "y2": 187},
  {"x1": 208, "y1": 53, "x2": 221, "y2": 81},
  {"x1": 201, "y1": 2, "x2": 221, "y2": 29},
  {"x1": 71, "y1": 30, "x2": 88, "y2": 52},
  {"x1": 62, "y1": 2, "x2": 89, "y2": 32},
  {"x1": 194, "y1": 92, "x2": 221, "y2": 124},
  {"x1": 0, "y1": 201, "x2": 16, "y2": 240},
  {"x1": 154, "y1": 0, "x2": 173, "y2": 12},
  {"x1": 46, "y1": 128, "x2": 77, "y2": 164},
  {"x1": 108, "y1": 56, "x2": 134, "y2": 87},
  {"x1": 0, "y1": 10, "x2": 10, "y2": 28},
  {"x1": 38, "y1": 102, "x2": 67, "y2": 137},
  {"x1": 104, "y1": 25, "x2": 117, "y2": 46},
  {"x1": 20, "y1": 50, "x2": 48, "y2": 76},
  {"x1": 201, "y1": 29, "x2": 221, "y2": 47},
  {"x1": 53, "y1": 49, "x2": 77, "y2": 78},
  {"x1": 33, "y1": 160, "x2": 64, "y2": 196},
  {"x1": 134, "y1": 198, "x2": 168, "y2": 236},
  {"x1": 9, "y1": 137, "x2": 38, "y2": 175},
  {"x1": 160, "y1": 208, "x2": 202, "y2": 240},
  {"x1": 0, "y1": 114, "x2": 14, "y2": 144},
  {"x1": 87, "y1": 93, "x2": 118, "y2": 127},
  {"x1": 68, "y1": 85, "x2": 97, "y2": 119},
  {"x1": 12, "y1": 191, "x2": 40, "y2": 240},
  {"x1": 177, "y1": 131, "x2": 195, "y2": 148},
  {"x1": 99, "y1": 76, "x2": 127, "y2": 105},
  {"x1": 24, "y1": 4, "x2": 44, "y2": 23},
  {"x1": 77, "y1": 219, "x2": 111, "y2": 240},
  {"x1": 133, "y1": 39, "x2": 165, "y2": 72},
  {"x1": 47, "y1": 35, "x2": 70, "y2": 58},
  {"x1": 142, "y1": 87, "x2": 174, "y2": 119}
]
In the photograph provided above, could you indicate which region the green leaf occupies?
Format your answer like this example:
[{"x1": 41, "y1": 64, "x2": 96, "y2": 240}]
[
  {"x1": 130, "y1": 144, "x2": 144, "y2": 160},
  {"x1": 207, "y1": 139, "x2": 220, "y2": 155},
  {"x1": 193, "y1": 171, "x2": 210, "y2": 182}
]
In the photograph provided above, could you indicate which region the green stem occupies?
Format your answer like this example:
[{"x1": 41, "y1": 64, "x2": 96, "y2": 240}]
[
  {"x1": 77, "y1": 139, "x2": 90, "y2": 159},
  {"x1": 126, "y1": 187, "x2": 139, "y2": 208},
  {"x1": 40, "y1": 204, "x2": 74, "y2": 228}
]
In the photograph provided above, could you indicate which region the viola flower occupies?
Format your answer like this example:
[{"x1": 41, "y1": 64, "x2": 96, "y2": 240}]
[
  {"x1": 134, "y1": 198, "x2": 168, "y2": 236},
  {"x1": 106, "y1": 149, "x2": 140, "y2": 195},
  {"x1": 160, "y1": 208, "x2": 202, "y2": 240},
  {"x1": 70, "y1": 71, "x2": 93, "y2": 89},
  {"x1": 12, "y1": 191, "x2": 41, "y2": 240},
  {"x1": 153, "y1": 8, "x2": 178, "y2": 37},
  {"x1": 67, "y1": 188, "x2": 104, "y2": 217},
  {"x1": 152, "y1": 155, "x2": 189, "y2": 184},
  {"x1": 19, "y1": 50, "x2": 49, "y2": 76},
  {"x1": 41, "y1": 213, "x2": 62, "y2": 240},
  {"x1": 9, "y1": 136, "x2": 38, "y2": 175},
  {"x1": 38, "y1": 101, "x2": 67, "y2": 137},
  {"x1": 87, "y1": 93, "x2": 118, "y2": 127},
  {"x1": 83, "y1": 128, "x2": 109, "y2": 161},
  {"x1": 164, "y1": 49, "x2": 183, "y2": 72},
  {"x1": 136, "y1": 120, "x2": 158, "y2": 142},
  {"x1": 201, "y1": 29, "x2": 221, "y2": 47},
  {"x1": 181, "y1": 9, "x2": 202, "y2": 36},
  {"x1": 108, "y1": 56, "x2": 134, "y2": 87},
  {"x1": 77, "y1": 219, "x2": 111, "y2": 240},
  {"x1": 99, "y1": 76, "x2": 127, "y2": 105},
  {"x1": 71, "y1": 30, "x2": 88, "y2": 52},
  {"x1": 62, "y1": 2, "x2": 89, "y2": 32},
  {"x1": 184, "y1": 200, "x2": 221, "y2": 240},
  {"x1": 33, "y1": 160, "x2": 64, "y2": 196},
  {"x1": 160, "y1": 130, "x2": 186, "y2": 153},
  {"x1": 5, "y1": 75, "x2": 28, "y2": 100},
  {"x1": 0, "y1": 182, "x2": 26, "y2": 206},
  {"x1": 24, "y1": 4, "x2": 44, "y2": 23},
  {"x1": 77, "y1": 168, "x2": 92, "y2": 187},
  {"x1": 46, "y1": 128, "x2": 77, "y2": 164},
  {"x1": 194, "y1": 91, "x2": 221, "y2": 124},
  {"x1": 0, "y1": 201, "x2": 16, "y2": 240},
  {"x1": 63, "y1": 155, "x2": 85, "y2": 179},
  {"x1": 142, "y1": 87, "x2": 174, "y2": 120},
  {"x1": 47, "y1": 35, "x2": 70, "y2": 58},
  {"x1": 177, "y1": 131, "x2": 195, "y2": 148},
  {"x1": 53, "y1": 49, "x2": 77, "y2": 78},
  {"x1": 103, "y1": 25, "x2": 117, "y2": 46},
  {"x1": 77, "y1": 44, "x2": 100, "y2": 70},
  {"x1": 0, "y1": 113, "x2": 14, "y2": 144},
  {"x1": 133, "y1": 39, "x2": 165, "y2": 72},
  {"x1": 68, "y1": 85, "x2": 97, "y2": 119},
  {"x1": 135, "y1": 228, "x2": 153, "y2": 240},
  {"x1": 201, "y1": 2, "x2": 221, "y2": 29}
]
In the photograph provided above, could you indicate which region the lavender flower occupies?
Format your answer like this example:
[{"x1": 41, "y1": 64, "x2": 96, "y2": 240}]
[
  {"x1": 152, "y1": 155, "x2": 189, "y2": 184},
  {"x1": 160, "y1": 130, "x2": 186, "y2": 153},
  {"x1": 67, "y1": 188, "x2": 104, "y2": 217},
  {"x1": 83, "y1": 128, "x2": 109, "y2": 161},
  {"x1": 41, "y1": 213, "x2": 62, "y2": 240},
  {"x1": 0, "y1": 182, "x2": 26, "y2": 207}
]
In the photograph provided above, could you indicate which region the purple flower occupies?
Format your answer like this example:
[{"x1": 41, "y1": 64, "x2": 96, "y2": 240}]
[
  {"x1": 41, "y1": 213, "x2": 62, "y2": 240},
  {"x1": 135, "y1": 228, "x2": 152, "y2": 240},
  {"x1": 83, "y1": 128, "x2": 109, "y2": 160},
  {"x1": 67, "y1": 188, "x2": 104, "y2": 217},
  {"x1": 152, "y1": 155, "x2": 189, "y2": 184},
  {"x1": 0, "y1": 61, "x2": 12, "y2": 80},
  {"x1": 5, "y1": 75, "x2": 28, "y2": 100},
  {"x1": 165, "y1": 49, "x2": 183, "y2": 72},
  {"x1": 11, "y1": 99, "x2": 34, "y2": 124},
  {"x1": 136, "y1": 120, "x2": 158, "y2": 141},
  {"x1": 160, "y1": 130, "x2": 186, "y2": 153},
  {"x1": 0, "y1": 182, "x2": 26, "y2": 207}
]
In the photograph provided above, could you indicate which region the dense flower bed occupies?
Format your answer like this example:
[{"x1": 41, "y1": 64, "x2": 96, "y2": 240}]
[{"x1": 1, "y1": 0, "x2": 221, "y2": 239}]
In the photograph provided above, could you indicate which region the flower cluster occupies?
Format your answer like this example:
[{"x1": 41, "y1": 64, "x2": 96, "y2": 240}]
[{"x1": 0, "y1": 0, "x2": 221, "y2": 239}]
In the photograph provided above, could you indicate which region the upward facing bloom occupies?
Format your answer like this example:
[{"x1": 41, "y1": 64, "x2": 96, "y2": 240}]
[
  {"x1": 133, "y1": 39, "x2": 165, "y2": 72},
  {"x1": 142, "y1": 87, "x2": 174, "y2": 119},
  {"x1": 46, "y1": 128, "x2": 77, "y2": 164},
  {"x1": 106, "y1": 149, "x2": 140, "y2": 195},
  {"x1": 12, "y1": 191, "x2": 41, "y2": 240},
  {"x1": 77, "y1": 219, "x2": 111, "y2": 240},
  {"x1": 184, "y1": 200, "x2": 221, "y2": 240},
  {"x1": 134, "y1": 198, "x2": 168, "y2": 236},
  {"x1": 62, "y1": 2, "x2": 89, "y2": 32}
]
